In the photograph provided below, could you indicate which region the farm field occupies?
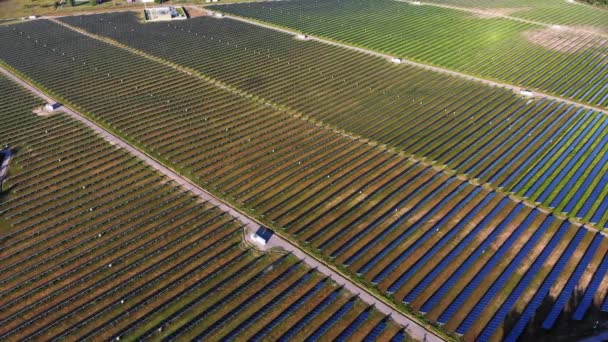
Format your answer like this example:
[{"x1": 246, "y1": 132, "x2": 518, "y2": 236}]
[
  {"x1": 209, "y1": 0, "x2": 608, "y2": 107},
  {"x1": 0, "y1": 73, "x2": 407, "y2": 341},
  {"x1": 61, "y1": 13, "x2": 608, "y2": 228},
  {"x1": 1, "y1": 18, "x2": 608, "y2": 341},
  {"x1": 417, "y1": 0, "x2": 608, "y2": 32}
]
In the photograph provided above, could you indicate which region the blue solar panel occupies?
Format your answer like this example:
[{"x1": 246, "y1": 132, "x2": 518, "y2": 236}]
[
  {"x1": 448, "y1": 209, "x2": 538, "y2": 333},
  {"x1": 316, "y1": 166, "x2": 432, "y2": 252},
  {"x1": 326, "y1": 165, "x2": 434, "y2": 256},
  {"x1": 223, "y1": 271, "x2": 312, "y2": 341},
  {"x1": 477, "y1": 220, "x2": 568, "y2": 341},
  {"x1": 447, "y1": 101, "x2": 531, "y2": 168},
  {"x1": 535, "y1": 114, "x2": 602, "y2": 203},
  {"x1": 500, "y1": 106, "x2": 583, "y2": 187},
  {"x1": 294, "y1": 161, "x2": 418, "y2": 236},
  {"x1": 574, "y1": 250, "x2": 608, "y2": 319},
  {"x1": 456, "y1": 214, "x2": 552, "y2": 334},
  {"x1": 335, "y1": 307, "x2": 371, "y2": 342},
  {"x1": 591, "y1": 191, "x2": 608, "y2": 225},
  {"x1": 408, "y1": 192, "x2": 496, "y2": 310},
  {"x1": 437, "y1": 201, "x2": 524, "y2": 323},
  {"x1": 344, "y1": 173, "x2": 449, "y2": 269},
  {"x1": 163, "y1": 256, "x2": 289, "y2": 340},
  {"x1": 194, "y1": 263, "x2": 299, "y2": 339},
  {"x1": 545, "y1": 117, "x2": 608, "y2": 208},
  {"x1": 355, "y1": 176, "x2": 459, "y2": 274},
  {"x1": 497, "y1": 105, "x2": 577, "y2": 186},
  {"x1": 597, "y1": 87, "x2": 608, "y2": 105},
  {"x1": 586, "y1": 74, "x2": 608, "y2": 103},
  {"x1": 542, "y1": 234, "x2": 603, "y2": 329},
  {"x1": 574, "y1": 149, "x2": 608, "y2": 219},
  {"x1": 135, "y1": 253, "x2": 261, "y2": 340},
  {"x1": 369, "y1": 181, "x2": 468, "y2": 284},
  {"x1": 513, "y1": 109, "x2": 592, "y2": 193},
  {"x1": 399, "y1": 91, "x2": 504, "y2": 154},
  {"x1": 391, "y1": 329, "x2": 407, "y2": 342},
  {"x1": 388, "y1": 186, "x2": 481, "y2": 294},
  {"x1": 279, "y1": 289, "x2": 340, "y2": 341},
  {"x1": 568, "y1": 54, "x2": 608, "y2": 97},
  {"x1": 561, "y1": 122, "x2": 608, "y2": 213},
  {"x1": 363, "y1": 318, "x2": 387, "y2": 341},
  {"x1": 418, "y1": 197, "x2": 509, "y2": 314},
  {"x1": 504, "y1": 228, "x2": 586, "y2": 342},
  {"x1": 305, "y1": 298, "x2": 355, "y2": 341},
  {"x1": 480, "y1": 102, "x2": 565, "y2": 181},
  {"x1": 428, "y1": 96, "x2": 517, "y2": 164},
  {"x1": 251, "y1": 279, "x2": 327, "y2": 341}
]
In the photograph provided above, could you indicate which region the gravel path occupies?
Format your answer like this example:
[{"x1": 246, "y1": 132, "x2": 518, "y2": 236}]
[{"x1": 0, "y1": 65, "x2": 445, "y2": 342}]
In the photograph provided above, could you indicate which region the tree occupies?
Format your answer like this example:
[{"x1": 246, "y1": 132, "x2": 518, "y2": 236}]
[{"x1": 581, "y1": 0, "x2": 608, "y2": 5}]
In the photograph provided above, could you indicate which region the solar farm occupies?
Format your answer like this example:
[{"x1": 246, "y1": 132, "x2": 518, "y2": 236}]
[{"x1": 0, "y1": 0, "x2": 607, "y2": 341}]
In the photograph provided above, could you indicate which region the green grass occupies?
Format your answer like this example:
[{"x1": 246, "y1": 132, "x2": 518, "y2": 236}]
[
  {"x1": 420, "y1": 0, "x2": 608, "y2": 30},
  {"x1": 58, "y1": 12, "x2": 608, "y2": 227},
  {"x1": 0, "y1": 215, "x2": 13, "y2": 234},
  {"x1": 0, "y1": 70, "x2": 408, "y2": 341},
  {"x1": 211, "y1": 0, "x2": 608, "y2": 107},
  {"x1": 2, "y1": 17, "x2": 606, "y2": 342}
]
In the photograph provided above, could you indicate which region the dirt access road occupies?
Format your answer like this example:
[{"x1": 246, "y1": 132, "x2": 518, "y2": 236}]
[{"x1": 0, "y1": 65, "x2": 445, "y2": 342}]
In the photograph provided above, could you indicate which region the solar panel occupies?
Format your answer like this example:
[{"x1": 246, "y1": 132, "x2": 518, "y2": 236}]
[
  {"x1": 504, "y1": 228, "x2": 586, "y2": 342},
  {"x1": 410, "y1": 192, "x2": 497, "y2": 310},
  {"x1": 438, "y1": 202, "x2": 525, "y2": 323},
  {"x1": 421, "y1": 197, "x2": 509, "y2": 314},
  {"x1": 542, "y1": 234, "x2": 603, "y2": 329},
  {"x1": 388, "y1": 186, "x2": 481, "y2": 294},
  {"x1": 305, "y1": 298, "x2": 355, "y2": 341},
  {"x1": 456, "y1": 214, "x2": 552, "y2": 334},
  {"x1": 363, "y1": 317, "x2": 388, "y2": 341},
  {"x1": 334, "y1": 307, "x2": 372, "y2": 342},
  {"x1": 279, "y1": 289, "x2": 341, "y2": 341},
  {"x1": 477, "y1": 220, "x2": 568, "y2": 341}
]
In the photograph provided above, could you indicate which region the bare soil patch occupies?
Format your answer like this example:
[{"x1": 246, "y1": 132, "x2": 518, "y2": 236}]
[
  {"x1": 523, "y1": 27, "x2": 608, "y2": 53},
  {"x1": 184, "y1": 5, "x2": 208, "y2": 18},
  {"x1": 32, "y1": 106, "x2": 55, "y2": 116}
]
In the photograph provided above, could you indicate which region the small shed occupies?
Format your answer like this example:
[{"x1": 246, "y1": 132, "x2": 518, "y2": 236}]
[
  {"x1": 520, "y1": 89, "x2": 534, "y2": 97},
  {"x1": 250, "y1": 226, "x2": 273, "y2": 246},
  {"x1": 250, "y1": 233, "x2": 267, "y2": 246},
  {"x1": 44, "y1": 103, "x2": 61, "y2": 112}
]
